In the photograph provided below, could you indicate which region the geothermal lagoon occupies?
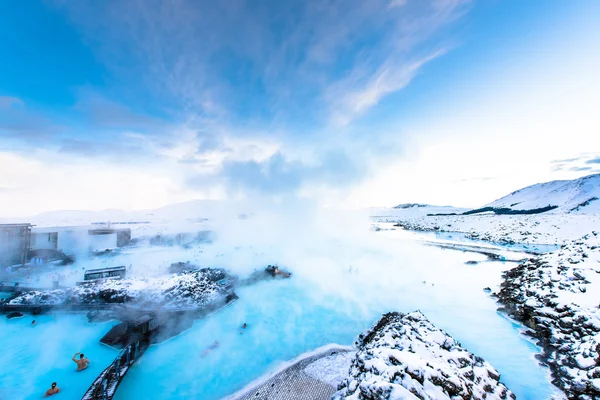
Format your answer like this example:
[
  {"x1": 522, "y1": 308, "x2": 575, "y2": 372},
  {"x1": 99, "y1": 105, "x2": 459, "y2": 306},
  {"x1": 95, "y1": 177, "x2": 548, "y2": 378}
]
[{"x1": 0, "y1": 226, "x2": 558, "y2": 400}]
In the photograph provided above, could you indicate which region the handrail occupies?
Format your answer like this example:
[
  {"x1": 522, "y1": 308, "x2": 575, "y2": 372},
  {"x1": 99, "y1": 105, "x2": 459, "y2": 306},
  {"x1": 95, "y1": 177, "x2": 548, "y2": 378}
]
[{"x1": 81, "y1": 341, "x2": 143, "y2": 400}]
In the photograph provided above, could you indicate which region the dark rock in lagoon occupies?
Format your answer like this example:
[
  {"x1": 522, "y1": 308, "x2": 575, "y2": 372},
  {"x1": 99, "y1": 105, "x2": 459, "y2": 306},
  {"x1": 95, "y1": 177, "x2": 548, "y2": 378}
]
[
  {"x1": 6, "y1": 311, "x2": 24, "y2": 319},
  {"x1": 333, "y1": 311, "x2": 515, "y2": 400},
  {"x1": 465, "y1": 260, "x2": 479, "y2": 265},
  {"x1": 483, "y1": 287, "x2": 492, "y2": 293},
  {"x1": 239, "y1": 265, "x2": 292, "y2": 287}
]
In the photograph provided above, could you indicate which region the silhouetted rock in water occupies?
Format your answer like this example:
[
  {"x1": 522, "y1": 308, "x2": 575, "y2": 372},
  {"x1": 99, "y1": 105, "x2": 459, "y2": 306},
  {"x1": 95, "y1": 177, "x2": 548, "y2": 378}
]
[
  {"x1": 333, "y1": 311, "x2": 515, "y2": 400},
  {"x1": 465, "y1": 260, "x2": 479, "y2": 265},
  {"x1": 495, "y1": 233, "x2": 600, "y2": 399},
  {"x1": 6, "y1": 311, "x2": 23, "y2": 319},
  {"x1": 483, "y1": 287, "x2": 492, "y2": 293},
  {"x1": 239, "y1": 265, "x2": 292, "y2": 286}
]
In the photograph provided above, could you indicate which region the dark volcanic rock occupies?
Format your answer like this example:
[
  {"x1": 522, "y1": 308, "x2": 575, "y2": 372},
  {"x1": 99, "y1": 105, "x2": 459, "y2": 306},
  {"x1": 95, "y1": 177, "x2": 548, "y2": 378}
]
[{"x1": 6, "y1": 311, "x2": 24, "y2": 319}]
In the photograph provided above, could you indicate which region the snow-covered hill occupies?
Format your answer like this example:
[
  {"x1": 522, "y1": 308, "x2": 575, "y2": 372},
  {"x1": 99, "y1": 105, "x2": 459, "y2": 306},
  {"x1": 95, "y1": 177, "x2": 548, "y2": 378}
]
[{"x1": 485, "y1": 173, "x2": 600, "y2": 214}]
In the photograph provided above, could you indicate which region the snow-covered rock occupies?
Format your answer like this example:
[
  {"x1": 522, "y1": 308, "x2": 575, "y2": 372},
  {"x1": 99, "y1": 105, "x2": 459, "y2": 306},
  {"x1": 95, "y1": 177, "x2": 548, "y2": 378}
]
[
  {"x1": 5, "y1": 269, "x2": 227, "y2": 310},
  {"x1": 333, "y1": 311, "x2": 515, "y2": 400},
  {"x1": 496, "y1": 233, "x2": 600, "y2": 399}
]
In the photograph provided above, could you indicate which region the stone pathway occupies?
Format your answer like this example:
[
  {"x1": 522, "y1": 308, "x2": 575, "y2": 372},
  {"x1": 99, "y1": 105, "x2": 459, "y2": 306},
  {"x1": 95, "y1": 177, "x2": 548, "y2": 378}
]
[{"x1": 232, "y1": 347, "x2": 353, "y2": 400}]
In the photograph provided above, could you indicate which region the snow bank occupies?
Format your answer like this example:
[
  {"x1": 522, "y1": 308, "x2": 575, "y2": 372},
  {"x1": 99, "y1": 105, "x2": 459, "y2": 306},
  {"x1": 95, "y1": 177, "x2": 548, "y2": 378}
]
[
  {"x1": 496, "y1": 232, "x2": 600, "y2": 399},
  {"x1": 5, "y1": 269, "x2": 226, "y2": 310},
  {"x1": 386, "y1": 213, "x2": 599, "y2": 246},
  {"x1": 333, "y1": 311, "x2": 515, "y2": 400}
]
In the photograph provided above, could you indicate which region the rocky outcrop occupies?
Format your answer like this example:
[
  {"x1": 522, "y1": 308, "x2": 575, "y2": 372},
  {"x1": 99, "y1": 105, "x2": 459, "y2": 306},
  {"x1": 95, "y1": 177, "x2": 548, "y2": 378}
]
[
  {"x1": 333, "y1": 311, "x2": 515, "y2": 400},
  {"x1": 7, "y1": 269, "x2": 228, "y2": 310},
  {"x1": 496, "y1": 233, "x2": 600, "y2": 399}
]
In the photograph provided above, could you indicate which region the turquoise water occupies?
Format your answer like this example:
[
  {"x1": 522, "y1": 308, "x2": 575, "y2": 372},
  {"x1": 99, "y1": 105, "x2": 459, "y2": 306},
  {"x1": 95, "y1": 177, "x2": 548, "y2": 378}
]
[{"x1": 0, "y1": 314, "x2": 118, "y2": 399}]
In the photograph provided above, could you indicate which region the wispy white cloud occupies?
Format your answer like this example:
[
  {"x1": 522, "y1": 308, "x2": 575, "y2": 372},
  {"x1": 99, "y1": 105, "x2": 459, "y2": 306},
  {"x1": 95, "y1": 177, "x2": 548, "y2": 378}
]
[{"x1": 328, "y1": 49, "x2": 448, "y2": 127}]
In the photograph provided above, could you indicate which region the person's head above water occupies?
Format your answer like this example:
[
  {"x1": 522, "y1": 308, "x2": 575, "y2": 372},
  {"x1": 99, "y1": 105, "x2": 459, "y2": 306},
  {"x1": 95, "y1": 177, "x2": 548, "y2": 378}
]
[
  {"x1": 242, "y1": 323, "x2": 247, "y2": 328},
  {"x1": 80, "y1": 354, "x2": 84, "y2": 359},
  {"x1": 51, "y1": 382, "x2": 57, "y2": 388}
]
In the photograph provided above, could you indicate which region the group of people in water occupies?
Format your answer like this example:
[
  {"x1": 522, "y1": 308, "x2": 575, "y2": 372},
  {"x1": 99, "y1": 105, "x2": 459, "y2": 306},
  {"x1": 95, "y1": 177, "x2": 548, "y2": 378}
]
[{"x1": 43, "y1": 352, "x2": 90, "y2": 396}]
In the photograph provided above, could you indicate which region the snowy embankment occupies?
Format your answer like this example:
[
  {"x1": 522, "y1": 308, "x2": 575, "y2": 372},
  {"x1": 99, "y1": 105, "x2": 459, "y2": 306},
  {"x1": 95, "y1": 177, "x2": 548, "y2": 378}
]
[
  {"x1": 387, "y1": 213, "x2": 599, "y2": 246},
  {"x1": 333, "y1": 311, "x2": 515, "y2": 400},
  {"x1": 496, "y1": 233, "x2": 600, "y2": 399},
  {"x1": 5, "y1": 270, "x2": 225, "y2": 310}
]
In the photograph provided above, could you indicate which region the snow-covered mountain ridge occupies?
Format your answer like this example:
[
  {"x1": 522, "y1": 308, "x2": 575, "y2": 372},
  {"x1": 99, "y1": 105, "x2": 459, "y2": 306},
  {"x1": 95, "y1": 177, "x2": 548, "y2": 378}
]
[{"x1": 485, "y1": 173, "x2": 600, "y2": 214}]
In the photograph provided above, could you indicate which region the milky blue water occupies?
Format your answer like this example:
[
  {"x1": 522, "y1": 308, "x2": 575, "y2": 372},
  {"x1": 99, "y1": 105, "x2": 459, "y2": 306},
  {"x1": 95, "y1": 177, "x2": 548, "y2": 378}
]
[
  {"x1": 0, "y1": 232, "x2": 558, "y2": 399},
  {"x1": 0, "y1": 314, "x2": 118, "y2": 399}
]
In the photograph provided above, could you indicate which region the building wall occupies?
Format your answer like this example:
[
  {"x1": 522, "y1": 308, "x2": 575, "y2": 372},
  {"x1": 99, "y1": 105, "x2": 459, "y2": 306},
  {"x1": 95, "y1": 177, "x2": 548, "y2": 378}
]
[
  {"x1": 0, "y1": 224, "x2": 32, "y2": 266},
  {"x1": 31, "y1": 232, "x2": 58, "y2": 250},
  {"x1": 89, "y1": 233, "x2": 118, "y2": 251}
]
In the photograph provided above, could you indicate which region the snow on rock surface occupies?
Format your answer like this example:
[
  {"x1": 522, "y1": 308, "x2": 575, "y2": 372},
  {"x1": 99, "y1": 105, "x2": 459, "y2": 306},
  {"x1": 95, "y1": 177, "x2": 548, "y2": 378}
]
[
  {"x1": 333, "y1": 311, "x2": 515, "y2": 400},
  {"x1": 496, "y1": 232, "x2": 600, "y2": 399},
  {"x1": 4, "y1": 269, "x2": 225, "y2": 310}
]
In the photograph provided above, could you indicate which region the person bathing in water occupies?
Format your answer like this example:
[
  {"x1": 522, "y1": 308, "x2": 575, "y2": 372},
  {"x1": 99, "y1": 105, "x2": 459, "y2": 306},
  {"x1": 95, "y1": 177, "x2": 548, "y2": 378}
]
[
  {"x1": 240, "y1": 323, "x2": 247, "y2": 334},
  {"x1": 72, "y1": 352, "x2": 90, "y2": 371},
  {"x1": 201, "y1": 340, "x2": 219, "y2": 357},
  {"x1": 45, "y1": 382, "x2": 60, "y2": 397},
  {"x1": 268, "y1": 266, "x2": 291, "y2": 278}
]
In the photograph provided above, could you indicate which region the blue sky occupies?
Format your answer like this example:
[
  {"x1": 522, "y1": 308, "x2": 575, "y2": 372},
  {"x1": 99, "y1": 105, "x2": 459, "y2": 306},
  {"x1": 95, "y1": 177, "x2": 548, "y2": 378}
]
[{"x1": 1, "y1": 0, "x2": 599, "y2": 215}]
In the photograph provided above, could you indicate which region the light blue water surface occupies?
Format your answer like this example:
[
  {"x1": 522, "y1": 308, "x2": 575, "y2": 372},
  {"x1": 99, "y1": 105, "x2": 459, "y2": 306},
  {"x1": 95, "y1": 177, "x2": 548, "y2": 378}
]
[{"x1": 0, "y1": 314, "x2": 118, "y2": 399}]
